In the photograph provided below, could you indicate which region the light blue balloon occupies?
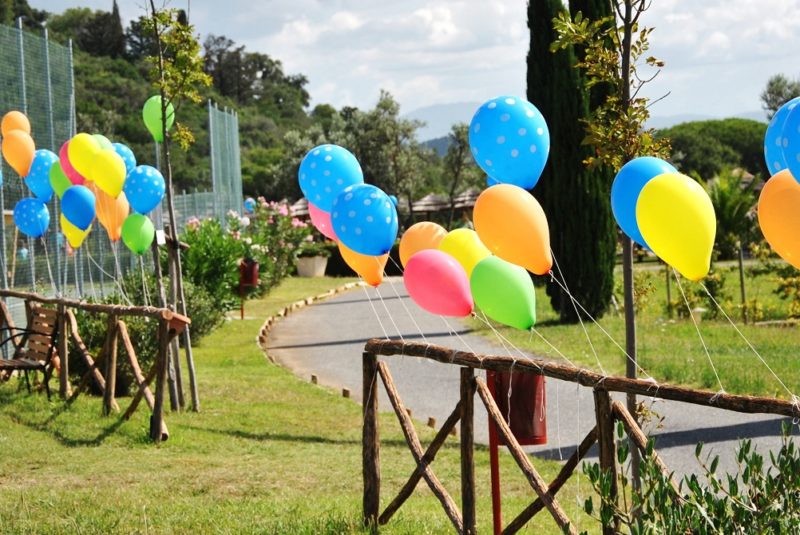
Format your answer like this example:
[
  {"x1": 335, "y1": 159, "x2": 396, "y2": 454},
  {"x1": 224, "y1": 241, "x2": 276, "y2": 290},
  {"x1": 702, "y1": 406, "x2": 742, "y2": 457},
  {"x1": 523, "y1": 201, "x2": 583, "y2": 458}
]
[
  {"x1": 332, "y1": 184, "x2": 398, "y2": 256},
  {"x1": 244, "y1": 197, "x2": 256, "y2": 213},
  {"x1": 611, "y1": 157, "x2": 677, "y2": 248},
  {"x1": 486, "y1": 175, "x2": 499, "y2": 187},
  {"x1": 61, "y1": 185, "x2": 96, "y2": 231},
  {"x1": 112, "y1": 142, "x2": 137, "y2": 177},
  {"x1": 388, "y1": 195, "x2": 398, "y2": 207},
  {"x1": 13, "y1": 198, "x2": 50, "y2": 238},
  {"x1": 781, "y1": 102, "x2": 800, "y2": 183},
  {"x1": 124, "y1": 165, "x2": 166, "y2": 215},
  {"x1": 24, "y1": 149, "x2": 58, "y2": 202},
  {"x1": 298, "y1": 144, "x2": 363, "y2": 211},
  {"x1": 469, "y1": 96, "x2": 550, "y2": 190}
]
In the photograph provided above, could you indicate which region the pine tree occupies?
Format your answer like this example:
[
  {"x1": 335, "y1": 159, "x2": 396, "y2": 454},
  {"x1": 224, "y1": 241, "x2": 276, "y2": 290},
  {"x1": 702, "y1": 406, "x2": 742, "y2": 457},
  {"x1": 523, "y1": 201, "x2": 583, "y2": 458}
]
[
  {"x1": 106, "y1": 0, "x2": 125, "y2": 58},
  {"x1": 526, "y1": 0, "x2": 615, "y2": 322}
]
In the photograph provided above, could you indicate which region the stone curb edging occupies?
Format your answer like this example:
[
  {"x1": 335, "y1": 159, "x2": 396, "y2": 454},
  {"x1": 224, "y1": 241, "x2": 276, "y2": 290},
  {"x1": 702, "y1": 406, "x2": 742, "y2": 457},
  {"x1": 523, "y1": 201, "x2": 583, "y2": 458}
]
[{"x1": 256, "y1": 281, "x2": 367, "y2": 363}]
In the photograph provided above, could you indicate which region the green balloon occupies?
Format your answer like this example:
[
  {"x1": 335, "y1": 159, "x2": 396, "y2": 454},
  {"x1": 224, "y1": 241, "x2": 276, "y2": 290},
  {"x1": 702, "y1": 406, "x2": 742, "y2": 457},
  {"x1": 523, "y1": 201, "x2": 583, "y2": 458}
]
[
  {"x1": 122, "y1": 213, "x2": 155, "y2": 255},
  {"x1": 49, "y1": 161, "x2": 71, "y2": 199},
  {"x1": 470, "y1": 256, "x2": 536, "y2": 330},
  {"x1": 142, "y1": 95, "x2": 175, "y2": 142},
  {"x1": 92, "y1": 134, "x2": 113, "y2": 150}
]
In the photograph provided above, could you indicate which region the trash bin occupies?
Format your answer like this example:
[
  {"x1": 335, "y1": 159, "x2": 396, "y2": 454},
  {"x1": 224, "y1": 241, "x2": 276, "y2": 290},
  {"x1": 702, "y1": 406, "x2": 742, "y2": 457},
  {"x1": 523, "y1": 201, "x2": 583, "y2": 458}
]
[{"x1": 488, "y1": 370, "x2": 547, "y2": 445}]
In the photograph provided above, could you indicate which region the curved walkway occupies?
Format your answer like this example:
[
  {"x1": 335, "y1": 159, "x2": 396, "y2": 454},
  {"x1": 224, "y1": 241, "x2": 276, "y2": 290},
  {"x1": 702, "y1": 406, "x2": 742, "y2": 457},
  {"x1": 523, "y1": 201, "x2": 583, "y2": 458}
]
[{"x1": 267, "y1": 278, "x2": 790, "y2": 478}]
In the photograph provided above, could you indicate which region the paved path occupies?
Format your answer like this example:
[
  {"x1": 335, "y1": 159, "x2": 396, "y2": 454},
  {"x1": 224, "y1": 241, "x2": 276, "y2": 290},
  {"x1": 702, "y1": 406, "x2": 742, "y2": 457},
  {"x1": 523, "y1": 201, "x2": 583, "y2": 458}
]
[{"x1": 267, "y1": 279, "x2": 792, "y2": 478}]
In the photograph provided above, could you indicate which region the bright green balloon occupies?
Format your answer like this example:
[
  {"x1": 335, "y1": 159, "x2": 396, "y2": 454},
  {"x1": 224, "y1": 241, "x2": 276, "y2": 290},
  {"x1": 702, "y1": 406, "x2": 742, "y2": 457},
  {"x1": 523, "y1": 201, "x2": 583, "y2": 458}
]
[
  {"x1": 121, "y1": 213, "x2": 155, "y2": 255},
  {"x1": 92, "y1": 134, "x2": 113, "y2": 150},
  {"x1": 470, "y1": 256, "x2": 536, "y2": 330},
  {"x1": 49, "y1": 161, "x2": 71, "y2": 199},
  {"x1": 142, "y1": 95, "x2": 175, "y2": 142}
]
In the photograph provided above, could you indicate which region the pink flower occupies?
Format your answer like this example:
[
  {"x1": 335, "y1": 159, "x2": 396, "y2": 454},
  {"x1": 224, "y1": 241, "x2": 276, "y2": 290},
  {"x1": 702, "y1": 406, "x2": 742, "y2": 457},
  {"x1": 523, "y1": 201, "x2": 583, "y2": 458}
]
[
  {"x1": 186, "y1": 217, "x2": 200, "y2": 231},
  {"x1": 230, "y1": 230, "x2": 241, "y2": 240},
  {"x1": 278, "y1": 205, "x2": 289, "y2": 216},
  {"x1": 291, "y1": 218, "x2": 307, "y2": 228}
]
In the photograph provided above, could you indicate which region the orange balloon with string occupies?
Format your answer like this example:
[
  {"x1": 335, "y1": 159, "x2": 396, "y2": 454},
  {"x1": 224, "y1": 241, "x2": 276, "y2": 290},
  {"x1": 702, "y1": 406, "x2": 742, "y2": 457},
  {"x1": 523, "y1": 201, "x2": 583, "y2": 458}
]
[
  {"x1": 399, "y1": 221, "x2": 447, "y2": 267},
  {"x1": 758, "y1": 169, "x2": 800, "y2": 269},
  {"x1": 2, "y1": 129, "x2": 35, "y2": 176},
  {"x1": 338, "y1": 241, "x2": 388, "y2": 287},
  {"x1": 1, "y1": 111, "x2": 30, "y2": 136},
  {"x1": 87, "y1": 182, "x2": 129, "y2": 241}
]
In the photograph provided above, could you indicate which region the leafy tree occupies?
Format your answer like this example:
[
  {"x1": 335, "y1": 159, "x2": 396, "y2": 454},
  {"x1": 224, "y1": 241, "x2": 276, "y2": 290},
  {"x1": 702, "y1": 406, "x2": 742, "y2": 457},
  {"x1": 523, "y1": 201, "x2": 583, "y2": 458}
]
[
  {"x1": 761, "y1": 74, "x2": 800, "y2": 119},
  {"x1": 706, "y1": 168, "x2": 757, "y2": 259},
  {"x1": 443, "y1": 123, "x2": 480, "y2": 228}
]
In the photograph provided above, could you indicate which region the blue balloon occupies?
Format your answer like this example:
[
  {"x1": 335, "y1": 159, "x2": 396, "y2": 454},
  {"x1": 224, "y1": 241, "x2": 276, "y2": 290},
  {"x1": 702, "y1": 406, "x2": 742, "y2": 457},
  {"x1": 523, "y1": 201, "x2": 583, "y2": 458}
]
[
  {"x1": 123, "y1": 165, "x2": 166, "y2": 214},
  {"x1": 611, "y1": 157, "x2": 677, "y2": 247},
  {"x1": 61, "y1": 185, "x2": 96, "y2": 231},
  {"x1": 388, "y1": 195, "x2": 398, "y2": 207},
  {"x1": 24, "y1": 149, "x2": 58, "y2": 202},
  {"x1": 112, "y1": 142, "x2": 137, "y2": 177},
  {"x1": 469, "y1": 96, "x2": 550, "y2": 190},
  {"x1": 244, "y1": 197, "x2": 256, "y2": 213},
  {"x1": 298, "y1": 144, "x2": 363, "y2": 211},
  {"x1": 332, "y1": 184, "x2": 398, "y2": 256},
  {"x1": 13, "y1": 198, "x2": 50, "y2": 238},
  {"x1": 781, "y1": 102, "x2": 800, "y2": 183},
  {"x1": 486, "y1": 175, "x2": 499, "y2": 187}
]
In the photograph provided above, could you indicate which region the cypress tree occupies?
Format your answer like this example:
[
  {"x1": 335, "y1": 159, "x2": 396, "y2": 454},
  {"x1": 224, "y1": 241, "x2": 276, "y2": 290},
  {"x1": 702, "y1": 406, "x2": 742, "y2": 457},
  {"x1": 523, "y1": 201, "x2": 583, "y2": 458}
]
[
  {"x1": 106, "y1": 1, "x2": 126, "y2": 59},
  {"x1": 526, "y1": 0, "x2": 615, "y2": 322}
]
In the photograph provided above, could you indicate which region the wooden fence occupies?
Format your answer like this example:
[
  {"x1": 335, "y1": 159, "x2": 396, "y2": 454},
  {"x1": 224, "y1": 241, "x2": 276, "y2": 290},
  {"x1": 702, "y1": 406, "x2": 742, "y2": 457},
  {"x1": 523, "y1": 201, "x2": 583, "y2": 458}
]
[
  {"x1": 0, "y1": 288, "x2": 190, "y2": 443},
  {"x1": 362, "y1": 338, "x2": 798, "y2": 534}
]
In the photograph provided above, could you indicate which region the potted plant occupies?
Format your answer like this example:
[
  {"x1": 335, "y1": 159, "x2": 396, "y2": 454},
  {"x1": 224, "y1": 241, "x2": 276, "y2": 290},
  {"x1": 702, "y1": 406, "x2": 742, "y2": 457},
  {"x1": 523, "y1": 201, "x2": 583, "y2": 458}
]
[{"x1": 296, "y1": 237, "x2": 333, "y2": 277}]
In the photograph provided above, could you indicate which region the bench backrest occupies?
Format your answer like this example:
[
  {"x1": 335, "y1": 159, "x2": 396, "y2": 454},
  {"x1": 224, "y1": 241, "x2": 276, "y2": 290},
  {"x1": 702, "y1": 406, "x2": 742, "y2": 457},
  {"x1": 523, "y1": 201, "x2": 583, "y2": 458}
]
[{"x1": 24, "y1": 305, "x2": 58, "y2": 363}]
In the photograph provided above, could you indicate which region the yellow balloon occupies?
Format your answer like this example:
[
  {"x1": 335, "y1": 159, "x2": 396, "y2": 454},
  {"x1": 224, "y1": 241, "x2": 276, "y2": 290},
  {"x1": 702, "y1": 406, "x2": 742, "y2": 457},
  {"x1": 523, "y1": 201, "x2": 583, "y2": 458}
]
[
  {"x1": 90, "y1": 148, "x2": 126, "y2": 198},
  {"x1": 438, "y1": 228, "x2": 491, "y2": 278},
  {"x1": 60, "y1": 214, "x2": 91, "y2": 249},
  {"x1": 636, "y1": 173, "x2": 715, "y2": 281},
  {"x1": 68, "y1": 133, "x2": 101, "y2": 179}
]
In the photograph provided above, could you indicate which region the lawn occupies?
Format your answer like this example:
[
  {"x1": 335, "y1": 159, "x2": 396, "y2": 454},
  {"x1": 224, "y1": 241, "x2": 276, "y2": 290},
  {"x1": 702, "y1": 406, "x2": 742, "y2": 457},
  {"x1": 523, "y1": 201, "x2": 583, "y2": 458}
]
[
  {"x1": 469, "y1": 261, "x2": 800, "y2": 399},
  {"x1": 0, "y1": 277, "x2": 594, "y2": 534}
]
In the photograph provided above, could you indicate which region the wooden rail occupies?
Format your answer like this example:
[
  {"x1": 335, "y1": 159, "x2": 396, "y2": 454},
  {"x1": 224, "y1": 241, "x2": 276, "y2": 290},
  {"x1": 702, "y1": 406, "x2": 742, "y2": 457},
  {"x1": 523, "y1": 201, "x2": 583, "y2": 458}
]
[{"x1": 363, "y1": 338, "x2": 800, "y2": 534}]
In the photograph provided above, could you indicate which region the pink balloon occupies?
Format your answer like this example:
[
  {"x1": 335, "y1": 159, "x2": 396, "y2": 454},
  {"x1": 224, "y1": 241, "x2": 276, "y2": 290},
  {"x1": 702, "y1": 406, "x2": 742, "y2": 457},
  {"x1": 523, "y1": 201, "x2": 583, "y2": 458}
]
[
  {"x1": 59, "y1": 140, "x2": 85, "y2": 185},
  {"x1": 308, "y1": 201, "x2": 337, "y2": 241},
  {"x1": 404, "y1": 249, "x2": 474, "y2": 317}
]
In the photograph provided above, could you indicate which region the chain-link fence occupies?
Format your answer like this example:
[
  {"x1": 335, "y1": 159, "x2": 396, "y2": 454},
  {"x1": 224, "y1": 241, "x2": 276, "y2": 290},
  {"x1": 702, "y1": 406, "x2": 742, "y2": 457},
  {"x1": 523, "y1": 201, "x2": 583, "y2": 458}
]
[{"x1": 0, "y1": 21, "x2": 243, "y2": 326}]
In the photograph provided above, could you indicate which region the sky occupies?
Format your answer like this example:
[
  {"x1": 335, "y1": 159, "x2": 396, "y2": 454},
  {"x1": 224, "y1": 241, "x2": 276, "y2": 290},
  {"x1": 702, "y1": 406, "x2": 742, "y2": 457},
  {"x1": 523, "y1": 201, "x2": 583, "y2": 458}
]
[{"x1": 29, "y1": 0, "x2": 800, "y2": 119}]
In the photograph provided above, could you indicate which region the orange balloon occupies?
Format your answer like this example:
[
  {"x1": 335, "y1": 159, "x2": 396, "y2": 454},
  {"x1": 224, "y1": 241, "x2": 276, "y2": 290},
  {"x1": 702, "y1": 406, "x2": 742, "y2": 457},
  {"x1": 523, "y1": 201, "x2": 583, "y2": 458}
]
[
  {"x1": 339, "y1": 242, "x2": 388, "y2": 287},
  {"x1": 1, "y1": 129, "x2": 35, "y2": 176},
  {"x1": 399, "y1": 221, "x2": 447, "y2": 267},
  {"x1": 87, "y1": 182, "x2": 129, "y2": 241},
  {"x1": 1, "y1": 111, "x2": 30, "y2": 136},
  {"x1": 758, "y1": 170, "x2": 800, "y2": 269},
  {"x1": 473, "y1": 184, "x2": 552, "y2": 275}
]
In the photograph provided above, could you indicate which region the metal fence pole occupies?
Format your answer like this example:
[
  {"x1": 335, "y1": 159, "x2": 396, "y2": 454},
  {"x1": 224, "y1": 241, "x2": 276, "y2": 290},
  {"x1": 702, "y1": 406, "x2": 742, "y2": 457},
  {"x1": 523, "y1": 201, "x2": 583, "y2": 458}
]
[
  {"x1": 43, "y1": 27, "x2": 62, "y2": 295},
  {"x1": 16, "y1": 18, "x2": 36, "y2": 292}
]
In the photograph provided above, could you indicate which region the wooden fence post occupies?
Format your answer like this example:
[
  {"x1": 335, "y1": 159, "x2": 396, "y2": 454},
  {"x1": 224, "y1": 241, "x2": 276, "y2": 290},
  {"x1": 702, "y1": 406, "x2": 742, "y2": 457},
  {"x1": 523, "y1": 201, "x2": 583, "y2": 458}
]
[
  {"x1": 57, "y1": 303, "x2": 69, "y2": 399},
  {"x1": 150, "y1": 317, "x2": 170, "y2": 443},
  {"x1": 594, "y1": 388, "x2": 618, "y2": 535},
  {"x1": 102, "y1": 315, "x2": 119, "y2": 416},
  {"x1": 461, "y1": 367, "x2": 476, "y2": 535},
  {"x1": 363, "y1": 352, "x2": 380, "y2": 529}
]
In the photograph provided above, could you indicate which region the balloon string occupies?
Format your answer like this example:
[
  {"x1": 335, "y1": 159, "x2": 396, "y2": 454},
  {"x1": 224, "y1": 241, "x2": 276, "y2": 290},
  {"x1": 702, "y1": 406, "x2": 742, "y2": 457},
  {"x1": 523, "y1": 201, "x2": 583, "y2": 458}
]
[
  {"x1": 361, "y1": 281, "x2": 390, "y2": 341},
  {"x1": 84, "y1": 240, "x2": 97, "y2": 301},
  {"x1": 374, "y1": 282, "x2": 404, "y2": 342},
  {"x1": 550, "y1": 251, "x2": 606, "y2": 375},
  {"x1": 40, "y1": 237, "x2": 58, "y2": 297},
  {"x1": 673, "y1": 268, "x2": 724, "y2": 394},
  {"x1": 384, "y1": 256, "x2": 429, "y2": 343},
  {"x1": 139, "y1": 255, "x2": 150, "y2": 308},
  {"x1": 87, "y1": 248, "x2": 132, "y2": 306},
  {"x1": 700, "y1": 282, "x2": 796, "y2": 401}
]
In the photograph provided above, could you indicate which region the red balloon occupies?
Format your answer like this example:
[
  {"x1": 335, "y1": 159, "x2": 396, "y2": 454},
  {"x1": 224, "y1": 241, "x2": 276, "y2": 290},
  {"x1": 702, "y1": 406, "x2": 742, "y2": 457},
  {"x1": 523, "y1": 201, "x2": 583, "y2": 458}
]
[
  {"x1": 59, "y1": 140, "x2": 85, "y2": 185},
  {"x1": 308, "y1": 201, "x2": 337, "y2": 241},
  {"x1": 404, "y1": 249, "x2": 473, "y2": 317}
]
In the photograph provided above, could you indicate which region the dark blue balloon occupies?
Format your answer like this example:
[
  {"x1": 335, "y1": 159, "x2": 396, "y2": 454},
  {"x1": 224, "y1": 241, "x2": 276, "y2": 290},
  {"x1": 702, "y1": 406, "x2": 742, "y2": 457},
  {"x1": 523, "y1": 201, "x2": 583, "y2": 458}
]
[
  {"x1": 332, "y1": 184, "x2": 398, "y2": 256},
  {"x1": 25, "y1": 149, "x2": 58, "y2": 202},
  {"x1": 781, "y1": 102, "x2": 800, "y2": 183},
  {"x1": 14, "y1": 198, "x2": 50, "y2": 238},
  {"x1": 123, "y1": 165, "x2": 166, "y2": 214},
  {"x1": 611, "y1": 157, "x2": 677, "y2": 247},
  {"x1": 112, "y1": 142, "x2": 137, "y2": 177},
  {"x1": 244, "y1": 197, "x2": 256, "y2": 213},
  {"x1": 298, "y1": 144, "x2": 363, "y2": 211},
  {"x1": 469, "y1": 96, "x2": 550, "y2": 190},
  {"x1": 61, "y1": 185, "x2": 96, "y2": 231}
]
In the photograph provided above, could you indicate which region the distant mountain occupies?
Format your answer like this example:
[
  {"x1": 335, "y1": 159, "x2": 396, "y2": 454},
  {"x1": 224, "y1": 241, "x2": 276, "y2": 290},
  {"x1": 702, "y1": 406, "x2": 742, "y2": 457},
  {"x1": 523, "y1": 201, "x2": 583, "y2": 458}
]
[
  {"x1": 647, "y1": 110, "x2": 767, "y2": 130},
  {"x1": 421, "y1": 135, "x2": 450, "y2": 157},
  {"x1": 404, "y1": 101, "x2": 480, "y2": 141}
]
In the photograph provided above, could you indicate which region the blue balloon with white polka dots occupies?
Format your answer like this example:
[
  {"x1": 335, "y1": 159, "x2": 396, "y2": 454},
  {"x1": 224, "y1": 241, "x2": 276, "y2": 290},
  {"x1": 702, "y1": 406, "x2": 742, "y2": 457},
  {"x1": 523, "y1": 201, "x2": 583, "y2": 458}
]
[
  {"x1": 112, "y1": 142, "x2": 137, "y2": 177},
  {"x1": 124, "y1": 165, "x2": 166, "y2": 215},
  {"x1": 24, "y1": 149, "x2": 58, "y2": 202},
  {"x1": 469, "y1": 96, "x2": 550, "y2": 190},
  {"x1": 298, "y1": 144, "x2": 363, "y2": 212},
  {"x1": 764, "y1": 97, "x2": 800, "y2": 177},
  {"x1": 780, "y1": 101, "x2": 800, "y2": 184},
  {"x1": 332, "y1": 184, "x2": 398, "y2": 256},
  {"x1": 13, "y1": 198, "x2": 50, "y2": 238}
]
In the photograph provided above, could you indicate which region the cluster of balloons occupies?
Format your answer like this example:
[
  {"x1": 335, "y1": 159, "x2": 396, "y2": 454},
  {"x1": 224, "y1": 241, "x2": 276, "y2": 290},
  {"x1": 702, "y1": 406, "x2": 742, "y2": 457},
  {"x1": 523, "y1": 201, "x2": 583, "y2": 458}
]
[
  {"x1": 400, "y1": 96, "x2": 554, "y2": 332},
  {"x1": 759, "y1": 98, "x2": 800, "y2": 269},
  {"x1": 0, "y1": 95, "x2": 172, "y2": 256},
  {"x1": 297, "y1": 144, "x2": 399, "y2": 285},
  {"x1": 611, "y1": 157, "x2": 716, "y2": 281}
]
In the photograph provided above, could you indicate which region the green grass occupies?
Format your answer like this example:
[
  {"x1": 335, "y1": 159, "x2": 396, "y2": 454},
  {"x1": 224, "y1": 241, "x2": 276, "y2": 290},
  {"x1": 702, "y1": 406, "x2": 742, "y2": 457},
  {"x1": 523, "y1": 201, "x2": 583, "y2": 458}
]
[
  {"x1": 0, "y1": 277, "x2": 594, "y2": 534},
  {"x1": 469, "y1": 262, "x2": 800, "y2": 398}
]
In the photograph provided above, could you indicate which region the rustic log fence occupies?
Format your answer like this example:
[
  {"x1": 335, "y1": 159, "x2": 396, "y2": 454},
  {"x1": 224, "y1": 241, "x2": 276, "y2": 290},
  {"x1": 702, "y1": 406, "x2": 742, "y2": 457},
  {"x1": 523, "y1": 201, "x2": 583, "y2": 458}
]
[
  {"x1": 362, "y1": 338, "x2": 799, "y2": 534},
  {"x1": 0, "y1": 289, "x2": 190, "y2": 443}
]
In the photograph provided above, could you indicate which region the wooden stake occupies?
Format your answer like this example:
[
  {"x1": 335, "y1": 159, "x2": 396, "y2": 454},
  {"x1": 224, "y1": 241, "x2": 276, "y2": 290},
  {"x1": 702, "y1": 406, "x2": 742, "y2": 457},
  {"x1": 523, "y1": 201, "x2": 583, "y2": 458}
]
[
  {"x1": 460, "y1": 368, "x2": 476, "y2": 535},
  {"x1": 150, "y1": 317, "x2": 170, "y2": 443},
  {"x1": 362, "y1": 352, "x2": 380, "y2": 529},
  {"x1": 343, "y1": 387, "x2": 351, "y2": 398},
  {"x1": 594, "y1": 389, "x2": 618, "y2": 535},
  {"x1": 311, "y1": 374, "x2": 318, "y2": 384},
  {"x1": 102, "y1": 316, "x2": 119, "y2": 416},
  {"x1": 427, "y1": 417, "x2": 436, "y2": 429},
  {"x1": 57, "y1": 303, "x2": 69, "y2": 399},
  {"x1": 67, "y1": 310, "x2": 108, "y2": 397}
]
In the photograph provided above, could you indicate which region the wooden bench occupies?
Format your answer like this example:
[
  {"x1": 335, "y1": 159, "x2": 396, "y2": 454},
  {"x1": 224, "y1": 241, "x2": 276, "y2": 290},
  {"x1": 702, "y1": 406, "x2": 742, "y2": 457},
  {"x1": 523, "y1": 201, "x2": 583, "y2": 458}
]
[{"x1": 0, "y1": 303, "x2": 59, "y2": 398}]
